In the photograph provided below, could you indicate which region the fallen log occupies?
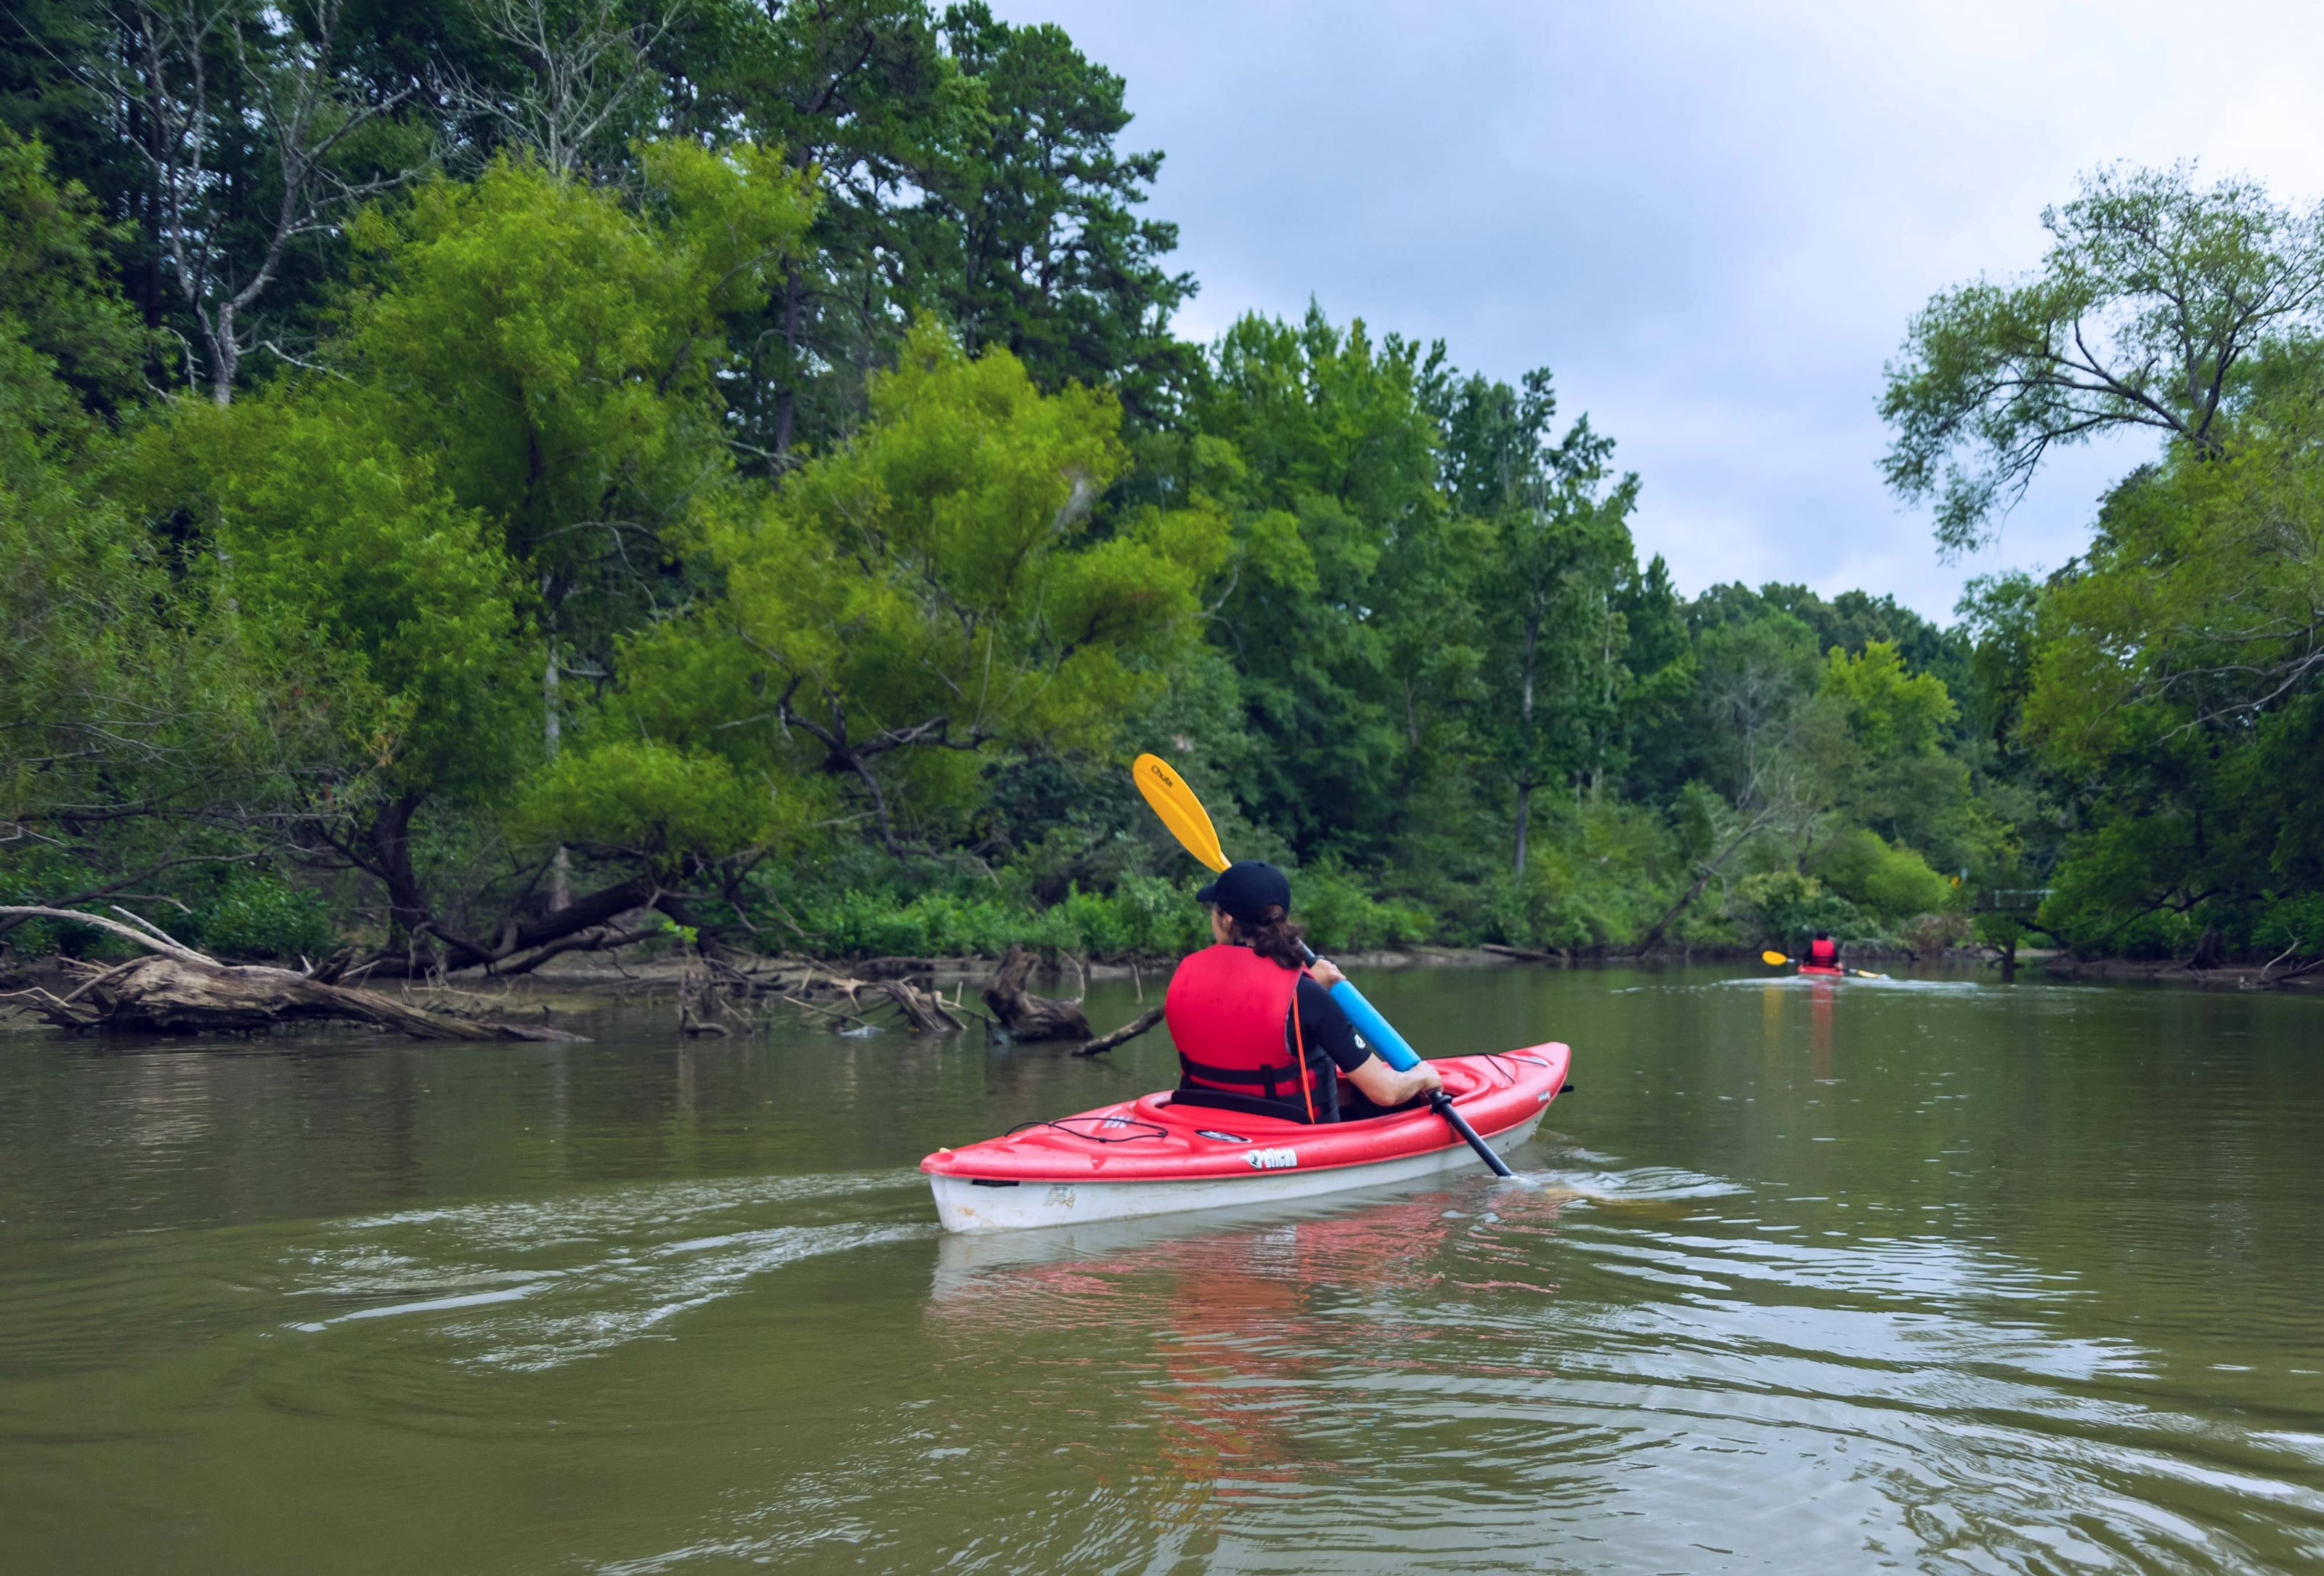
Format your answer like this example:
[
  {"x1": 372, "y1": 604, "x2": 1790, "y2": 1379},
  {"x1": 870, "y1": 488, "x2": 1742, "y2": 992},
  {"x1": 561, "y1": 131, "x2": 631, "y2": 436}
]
[
  {"x1": 1073, "y1": 1003, "x2": 1165, "y2": 1057},
  {"x1": 982, "y1": 945, "x2": 1092, "y2": 1041},
  {"x1": 0, "y1": 907, "x2": 578, "y2": 1041}
]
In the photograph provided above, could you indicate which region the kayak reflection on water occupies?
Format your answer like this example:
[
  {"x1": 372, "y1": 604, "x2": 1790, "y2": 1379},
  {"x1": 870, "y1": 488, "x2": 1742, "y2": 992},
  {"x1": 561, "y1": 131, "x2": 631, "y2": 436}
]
[{"x1": 925, "y1": 1186, "x2": 1582, "y2": 1496}]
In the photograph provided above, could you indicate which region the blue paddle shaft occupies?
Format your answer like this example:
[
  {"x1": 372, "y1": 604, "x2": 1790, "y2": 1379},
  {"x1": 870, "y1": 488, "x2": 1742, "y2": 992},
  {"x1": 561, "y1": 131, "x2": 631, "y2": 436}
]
[{"x1": 1327, "y1": 980, "x2": 1420, "y2": 1071}]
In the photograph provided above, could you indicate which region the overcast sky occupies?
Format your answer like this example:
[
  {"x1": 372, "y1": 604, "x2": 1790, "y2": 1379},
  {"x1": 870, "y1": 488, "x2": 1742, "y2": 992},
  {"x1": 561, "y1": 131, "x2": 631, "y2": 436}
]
[{"x1": 988, "y1": 0, "x2": 2324, "y2": 620}]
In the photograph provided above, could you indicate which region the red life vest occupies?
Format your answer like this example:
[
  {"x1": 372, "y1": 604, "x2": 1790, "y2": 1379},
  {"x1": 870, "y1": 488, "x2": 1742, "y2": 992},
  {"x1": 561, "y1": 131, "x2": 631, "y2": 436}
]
[
  {"x1": 1808, "y1": 937, "x2": 1838, "y2": 967},
  {"x1": 1164, "y1": 944, "x2": 1312, "y2": 1108}
]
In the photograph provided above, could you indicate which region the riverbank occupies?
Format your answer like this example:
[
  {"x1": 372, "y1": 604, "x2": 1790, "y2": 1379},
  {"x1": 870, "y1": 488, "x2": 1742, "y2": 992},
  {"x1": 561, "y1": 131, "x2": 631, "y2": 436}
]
[{"x1": 9, "y1": 937, "x2": 2315, "y2": 1040}]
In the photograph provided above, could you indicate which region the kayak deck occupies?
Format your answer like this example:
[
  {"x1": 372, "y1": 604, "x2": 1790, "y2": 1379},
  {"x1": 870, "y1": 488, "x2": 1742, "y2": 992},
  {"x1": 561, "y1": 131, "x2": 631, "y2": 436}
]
[{"x1": 923, "y1": 1043, "x2": 1570, "y2": 1233}]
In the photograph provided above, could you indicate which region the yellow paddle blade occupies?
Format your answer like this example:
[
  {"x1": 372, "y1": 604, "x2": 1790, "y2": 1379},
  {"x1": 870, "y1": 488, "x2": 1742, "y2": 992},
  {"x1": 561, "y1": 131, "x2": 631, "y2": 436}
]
[
  {"x1": 1132, "y1": 753, "x2": 1230, "y2": 873},
  {"x1": 1761, "y1": 950, "x2": 1792, "y2": 967}
]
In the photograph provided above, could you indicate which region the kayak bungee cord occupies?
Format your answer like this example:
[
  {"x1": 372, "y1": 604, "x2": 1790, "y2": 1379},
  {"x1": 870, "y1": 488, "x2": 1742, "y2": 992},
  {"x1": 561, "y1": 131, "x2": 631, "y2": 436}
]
[{"x1": 1004, "y1": 1116, "x2": 1171, "y2": 1145}]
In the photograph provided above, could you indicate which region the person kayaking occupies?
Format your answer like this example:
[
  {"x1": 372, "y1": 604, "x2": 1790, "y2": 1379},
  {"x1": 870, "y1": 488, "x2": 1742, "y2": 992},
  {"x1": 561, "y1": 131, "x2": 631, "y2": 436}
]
[
  {"x1": 1163, "y1": 861, "x2": 1444, "y2": 1124},
  {"x1": 1805, "y1": 931, "x2": 1840, "y2": 972}
]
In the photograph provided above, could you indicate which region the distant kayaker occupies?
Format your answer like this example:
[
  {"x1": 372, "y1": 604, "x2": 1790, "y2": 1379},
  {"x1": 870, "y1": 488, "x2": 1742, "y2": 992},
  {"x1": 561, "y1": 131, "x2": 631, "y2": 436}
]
[
  {"x1": 1805, "y1": 931, "x2": 1840, "y2": 971},
  {"x1": 1163, "y1": 861, "x2": 1444, "y2": 1124}
]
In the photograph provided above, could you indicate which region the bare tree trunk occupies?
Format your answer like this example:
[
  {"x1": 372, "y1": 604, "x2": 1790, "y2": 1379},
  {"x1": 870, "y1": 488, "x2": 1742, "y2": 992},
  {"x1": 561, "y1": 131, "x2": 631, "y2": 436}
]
[
  {"x1": 543, "y1": 635, "x2": 569, "y2": 912},
  {"x1": 774, "y1": 265, "x2": 803, "y2": 458},
  {"x1": 2190, "y1": 923, "x2": 2226, "y2": 970},
  {"x1": 1630, "y1": 809, "x2": 1776, "y2": 957},
  {"x1": 368, "y1": 792, "x2": 434, "y2": 949},
  {"x1": 1513, "y1": 609, "x2": 1540, "y2": 881}
]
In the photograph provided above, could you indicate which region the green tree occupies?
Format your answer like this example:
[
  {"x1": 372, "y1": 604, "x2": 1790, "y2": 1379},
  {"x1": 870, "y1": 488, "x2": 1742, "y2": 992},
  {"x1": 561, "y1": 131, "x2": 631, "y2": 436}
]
[
  {"x1": 673, "y1": 0, "x2": 959, "y2": 464},
  {"x1": 1809, "y1": 640, "x2": 1970, "y2": 864},
  {"x1": 2021, "y1": 377, "x2": 2324, "y2": 958},
  {"x1": 121, "y1": 143, "x2": 814, "y2": 965},
  {"x1": 1187, "y1": 306, "x2": 1450, "y2": 856},
  {"x1": 1479, "y1": 410, "x2": 1638, "y2": 878},
  {"x1": 0, "y1": 133, "x2": 264, "y2": 935},
  {"x1": 925, "y1": 2, "x2": 1195, "y2": 428},
  {"x1": 575, "y1": 319, "x2": 1230, "y2": 859},
  {"x1": 1882, "y1": 164, "x2": 2324, "y2": 552}
]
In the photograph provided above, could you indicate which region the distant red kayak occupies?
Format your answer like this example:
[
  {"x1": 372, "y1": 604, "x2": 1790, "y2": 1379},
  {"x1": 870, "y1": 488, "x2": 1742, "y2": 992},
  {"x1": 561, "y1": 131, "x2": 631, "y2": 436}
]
[
  {"x1": 1797, "y1": 964, "x2": 1845, "y2": 977},
  {"x1": 922, "y1": 1044, "x2": 1572, "y2": 1233}
]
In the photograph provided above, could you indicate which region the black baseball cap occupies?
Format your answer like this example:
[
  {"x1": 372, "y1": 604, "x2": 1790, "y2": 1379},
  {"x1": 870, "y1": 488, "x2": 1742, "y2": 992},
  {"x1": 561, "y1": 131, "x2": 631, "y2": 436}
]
[{"x1": 1196, "y1": 861, "x2": 1292, "y2": 925}]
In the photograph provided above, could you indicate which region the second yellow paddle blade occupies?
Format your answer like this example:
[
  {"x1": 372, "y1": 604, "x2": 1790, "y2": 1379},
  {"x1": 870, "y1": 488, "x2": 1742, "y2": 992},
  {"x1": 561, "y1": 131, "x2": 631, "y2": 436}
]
[
  {"x1": 1132, "y1": 754, "x2": 1230, "y2": 873},
  {"x1": 1761, "y1": 951, "x2": 1791, "y2": 967}
]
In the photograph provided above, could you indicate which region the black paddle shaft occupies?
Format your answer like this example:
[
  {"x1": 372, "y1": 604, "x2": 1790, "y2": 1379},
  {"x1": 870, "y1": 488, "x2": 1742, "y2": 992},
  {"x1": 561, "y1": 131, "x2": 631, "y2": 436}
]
[{"x1": 1428, "y1": 1090, "x2": 1515, "y2": 1178}]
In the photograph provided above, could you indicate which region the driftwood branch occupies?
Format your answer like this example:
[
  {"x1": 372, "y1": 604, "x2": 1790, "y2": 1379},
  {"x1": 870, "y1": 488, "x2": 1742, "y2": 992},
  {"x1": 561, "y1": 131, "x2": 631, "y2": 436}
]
[
  {"x1": 1074, "y1": 1003, "x2": 1164, "y2": 1057},
  {"x1": 877, "y1": 979, "x2": 966, "y2": 1034},
  {"x1": 0, "y1": 906, "x2": 575, "y2": 1041},
  {"x1": 0, "y1": 905, "x2": 216, "y2": 964}
]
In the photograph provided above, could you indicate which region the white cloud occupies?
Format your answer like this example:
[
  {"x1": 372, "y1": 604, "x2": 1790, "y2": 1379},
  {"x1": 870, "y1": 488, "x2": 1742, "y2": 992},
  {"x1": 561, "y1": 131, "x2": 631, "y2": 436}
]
[{"x1": 993, "y1": 0, "x2": 2324, "y2": 617}]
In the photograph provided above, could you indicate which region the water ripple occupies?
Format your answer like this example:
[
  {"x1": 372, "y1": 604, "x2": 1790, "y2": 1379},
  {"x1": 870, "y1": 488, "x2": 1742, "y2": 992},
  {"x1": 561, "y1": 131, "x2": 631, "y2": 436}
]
[{"x1": 280, "y1": 1169, "x2": 932, "y2": 1369}]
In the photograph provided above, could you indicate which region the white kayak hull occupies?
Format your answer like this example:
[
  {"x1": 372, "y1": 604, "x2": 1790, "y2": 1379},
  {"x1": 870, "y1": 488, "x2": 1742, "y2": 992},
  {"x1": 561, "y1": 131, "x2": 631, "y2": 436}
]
[{"x1": 930, "y1": 1108, "x2": 1546, "y2": 1234}]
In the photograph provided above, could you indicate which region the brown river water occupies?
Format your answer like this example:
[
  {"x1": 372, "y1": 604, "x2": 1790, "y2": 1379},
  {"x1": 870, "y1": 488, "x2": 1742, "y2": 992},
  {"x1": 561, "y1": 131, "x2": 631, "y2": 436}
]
[{"x1": 2, "y1": 964, "x2": 2321, "y2": 1572}]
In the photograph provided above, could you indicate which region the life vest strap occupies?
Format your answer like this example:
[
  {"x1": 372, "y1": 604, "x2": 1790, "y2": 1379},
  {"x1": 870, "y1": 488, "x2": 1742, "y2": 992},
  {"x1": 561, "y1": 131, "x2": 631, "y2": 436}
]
[{"x1": 1178, "y1": 1053, "x2": 1301, "y2": 1100}]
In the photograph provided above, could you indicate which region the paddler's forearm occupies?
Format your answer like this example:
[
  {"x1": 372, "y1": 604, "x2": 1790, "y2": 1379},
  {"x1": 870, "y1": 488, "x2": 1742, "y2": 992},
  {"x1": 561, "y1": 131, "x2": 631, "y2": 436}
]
[{"x1": 1346, "y1": 1055, "x2": 1443, "y2": 1108}]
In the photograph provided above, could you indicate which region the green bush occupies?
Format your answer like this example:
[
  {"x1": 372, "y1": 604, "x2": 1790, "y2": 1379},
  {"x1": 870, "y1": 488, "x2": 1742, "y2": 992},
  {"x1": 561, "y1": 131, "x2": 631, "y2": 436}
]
[
  {"x1": 2092, "y1": 908, "x2": 2196, "y2": 961},
  {"x1": 1732, "y1": 869, "x2": 1866, "y2": 946},
  {"x1": 779, "y1": 876, "x2": 1214, "y2": 960},
  {"x1": 1815, "y1": 828, "x2": 1951, "y2": 920},
  {"x1": 2252, "y1": 894, "x2": 2324, "y2": 958},
  {"x1": 189, "y1": 877, "x2": 338, "y2": 961},
  {"x1": 1511, "y1": 800, "x2": 1680, "y2": 949},
  {"x1": 1296, "y1": 861, "x2": 1433, "y2": 952}
]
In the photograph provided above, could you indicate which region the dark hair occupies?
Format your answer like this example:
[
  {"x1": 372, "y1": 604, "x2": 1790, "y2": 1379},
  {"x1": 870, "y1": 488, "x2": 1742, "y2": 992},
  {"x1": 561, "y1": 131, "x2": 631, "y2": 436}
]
[{"x1": 1224, "y1": 903, "x2": 1307, "y2": 970}]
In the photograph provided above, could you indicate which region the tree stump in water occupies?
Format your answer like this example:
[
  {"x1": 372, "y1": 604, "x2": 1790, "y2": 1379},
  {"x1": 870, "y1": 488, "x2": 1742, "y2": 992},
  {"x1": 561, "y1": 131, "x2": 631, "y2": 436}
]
[
  {"x1": 1, "y1": 907, "x2": 578, "y2": 1041},
  {"x1": 2190, "y1": 924, "x2": 2227, "y2": 970},
  {"x1": 981, "y1": 946, "x2": 1091, "y2": 1041}
]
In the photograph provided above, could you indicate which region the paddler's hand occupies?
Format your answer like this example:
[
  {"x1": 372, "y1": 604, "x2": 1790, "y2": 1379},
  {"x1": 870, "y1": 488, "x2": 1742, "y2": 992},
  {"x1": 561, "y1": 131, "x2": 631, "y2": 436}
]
[
  {"x1": 1412, "y1": 1060, "x2": 1445, "y2": 1095},
  {"x1": 1307, "y1": 958, "x2": 1347, "y2": 988}
]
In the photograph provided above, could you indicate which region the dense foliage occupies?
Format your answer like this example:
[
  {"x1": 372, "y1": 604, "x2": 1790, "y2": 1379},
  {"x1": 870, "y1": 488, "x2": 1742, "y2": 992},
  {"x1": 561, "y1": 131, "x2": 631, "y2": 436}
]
[{"x1": 3, "y1": 2, "x2": 2315, "y2": 973}]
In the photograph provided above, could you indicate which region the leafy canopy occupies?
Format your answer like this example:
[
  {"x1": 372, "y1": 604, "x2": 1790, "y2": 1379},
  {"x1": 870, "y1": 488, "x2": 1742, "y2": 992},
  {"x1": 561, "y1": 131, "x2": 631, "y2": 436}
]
[{"x1": 582, "y1": 318, "x2": 1229, "y2": 851}]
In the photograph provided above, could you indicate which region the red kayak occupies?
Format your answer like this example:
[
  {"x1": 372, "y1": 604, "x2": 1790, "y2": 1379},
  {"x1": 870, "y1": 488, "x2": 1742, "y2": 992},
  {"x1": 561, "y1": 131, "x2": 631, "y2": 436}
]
[
  {"x1": 1797, "y1": 964, "x2": 1844, "y2": 977},
  {"x1": 922, "y1": 1044, "x2": 1572, "y2": 1233}
]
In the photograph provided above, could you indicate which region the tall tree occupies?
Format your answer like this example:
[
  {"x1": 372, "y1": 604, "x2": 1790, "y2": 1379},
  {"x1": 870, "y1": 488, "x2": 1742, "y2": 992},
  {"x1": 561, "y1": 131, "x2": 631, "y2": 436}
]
[
  {"x1": 673, "y1": 0, "x2": 955, "y2": 466},
  {"x1": 1190, "y1": 306, "x2": 1448, "y2": 857},
  {"x1": 923, "y1": 1, "x2": 1195, "y2": 428},
  {"x1": 0, "y1": 131, "x2": 267, "y2": 936},
  {"x1": 1447, "y1": 368, "x2": 1640, "y2": 877},
  {"x1": 68, "y1": 0, "x2": 431, "y2": 402}
]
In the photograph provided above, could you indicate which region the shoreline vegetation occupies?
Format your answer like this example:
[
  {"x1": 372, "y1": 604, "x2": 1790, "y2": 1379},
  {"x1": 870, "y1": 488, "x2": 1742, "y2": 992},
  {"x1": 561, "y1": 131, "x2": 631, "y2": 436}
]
[{"x1": 6, "y1": 6, "x2": 2323, "y2": 1038}]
